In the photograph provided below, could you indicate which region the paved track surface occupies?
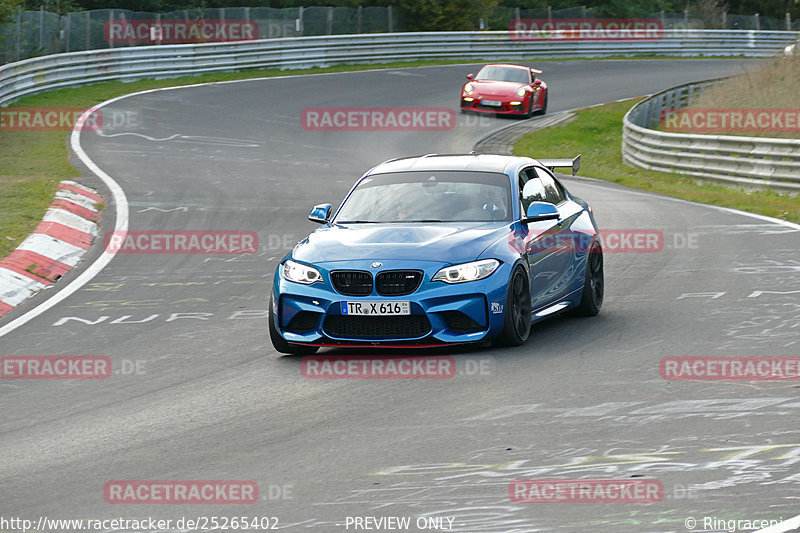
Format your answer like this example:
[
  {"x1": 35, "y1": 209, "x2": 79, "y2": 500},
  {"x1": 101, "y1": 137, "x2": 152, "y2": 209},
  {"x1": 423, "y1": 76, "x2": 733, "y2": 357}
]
[{"x1": 2, "y1": 60, "x2": 799, "y2": 532}]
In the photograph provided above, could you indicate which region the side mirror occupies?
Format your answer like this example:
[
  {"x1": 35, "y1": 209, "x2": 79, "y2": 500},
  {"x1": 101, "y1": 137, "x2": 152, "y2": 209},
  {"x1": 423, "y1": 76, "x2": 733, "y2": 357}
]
[
  {"x1": 533, "y1": 79, "x2": 543, "y2": 86},
  {"x1": 308, "y1": 203, "x2": 331, "y2": 223},
  {"x1": 522, "y1": 201, "x2": 560, "y2": 223},
  {"x1": 466, "y1": 73, "x2": 474, "y2": 80}
]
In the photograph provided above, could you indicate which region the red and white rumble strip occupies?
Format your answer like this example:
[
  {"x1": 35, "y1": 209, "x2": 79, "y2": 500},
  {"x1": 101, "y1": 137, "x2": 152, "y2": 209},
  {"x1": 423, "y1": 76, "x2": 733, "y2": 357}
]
[{"x1": 0, "y1": 181, "x2": 100, "y2": 317}]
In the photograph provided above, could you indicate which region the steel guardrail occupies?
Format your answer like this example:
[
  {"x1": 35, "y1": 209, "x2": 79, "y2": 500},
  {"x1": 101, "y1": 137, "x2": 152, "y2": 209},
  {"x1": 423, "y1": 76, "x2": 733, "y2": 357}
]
[
  {"x1": 622, "y1": 79, "x2": 800, "y2": 192},
  {"x1": 1, "y1": 29, "x2": 799, "y2": 106}
]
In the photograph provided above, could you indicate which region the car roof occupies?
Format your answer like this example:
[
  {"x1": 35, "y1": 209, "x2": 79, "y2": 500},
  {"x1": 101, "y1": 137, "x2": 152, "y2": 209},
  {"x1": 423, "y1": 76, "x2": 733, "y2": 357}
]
[
  {"x1": 481, "y1": 63, "x2": 530, "y2": 71},
  {"x1": 368, "y1": 154, "x2": 537, "y2": 175}
]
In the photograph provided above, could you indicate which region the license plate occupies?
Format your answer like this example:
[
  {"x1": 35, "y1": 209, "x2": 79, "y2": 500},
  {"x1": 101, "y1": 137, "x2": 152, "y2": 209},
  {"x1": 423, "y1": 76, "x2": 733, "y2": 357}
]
[
  {"x1": 341, "y1": 301, "x2": 411, "y2": 316},
  {"x1": 482, "y1": 99, "x2": 502, "y2": 106}
]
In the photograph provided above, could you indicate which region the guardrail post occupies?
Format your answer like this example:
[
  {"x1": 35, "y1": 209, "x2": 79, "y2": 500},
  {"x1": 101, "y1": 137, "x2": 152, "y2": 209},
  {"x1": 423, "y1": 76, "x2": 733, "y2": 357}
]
[
  {"x1": 16, "y1": 6, "x2": 21, "y2": 61},
  {"x1": 109, "y1": 10, "x2": 114, "y2": 48},
  {"x1": 787, "y1": 12, "x2": 791, "y2": 31},
  {"x1": 547, "y1": 5, "x2": 552, "y2": 22},
  {"x1": 85, "y1": 11, "x2": 89, "y2": 50},
  {"x1": 754, "y1": 13, "x2": 759, "y2": 31},
  {"x1": 326, "y1": 7, "x2": 333, "y2": 35},
  {"x1": 39, "y1": 6, "x2": 44, "y2": 51},
  {"x1": 388, "y1": 6, "x2": 393, "y2": 32},
  {"x1": 357, "y1": 6, "x2": 362, "y2": 34},
  {"x1": 298, "y1": 7, "x2": 304, "y2": 36},
  {"x1": 119, "y1": 11, "x2": 130, "y2": 47},
  {"x1": 64, "y1": 13, "x2": 70, "y2": 52}
]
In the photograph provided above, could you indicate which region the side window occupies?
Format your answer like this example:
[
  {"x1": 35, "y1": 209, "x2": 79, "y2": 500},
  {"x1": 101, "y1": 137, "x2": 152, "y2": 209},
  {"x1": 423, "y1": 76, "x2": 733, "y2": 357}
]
[
  {"x1": 520, "y1": 168, "x2": 547, "y2": 214},
  {"x1": 534, "y1": 167, "x2": 565, "y2": 204}
]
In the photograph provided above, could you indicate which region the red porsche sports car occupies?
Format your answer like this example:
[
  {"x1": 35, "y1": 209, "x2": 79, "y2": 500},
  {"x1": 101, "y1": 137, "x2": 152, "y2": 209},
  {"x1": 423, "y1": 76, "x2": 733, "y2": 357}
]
[{"x1": 460, "y1": 63, "x2": 548, "y2": 117}]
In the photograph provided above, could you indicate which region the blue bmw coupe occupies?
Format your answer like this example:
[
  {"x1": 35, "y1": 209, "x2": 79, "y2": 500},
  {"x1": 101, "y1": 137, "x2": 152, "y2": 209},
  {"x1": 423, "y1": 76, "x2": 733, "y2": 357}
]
[{"x1": 270, "y1": 154, "x2": 603, "y2": 354}]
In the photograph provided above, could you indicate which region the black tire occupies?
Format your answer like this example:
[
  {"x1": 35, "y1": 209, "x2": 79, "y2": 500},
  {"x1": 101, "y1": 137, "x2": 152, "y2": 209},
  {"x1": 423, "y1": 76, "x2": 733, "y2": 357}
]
[
  {"x1": 572, "y1": 240, "x2": 603, "y2": 316},
  {"x1": 495, "y1": 266, "x2": 532, "y2": 346},
  {"x1": 524, "y1": 99, "x2": 535, "y2": 118},
  {"x1": 269, "y1": 296, "x2": 319, "y2": 355},
  {"x1": 535, "y1": 92, "x2": 548, "y2": 116}
]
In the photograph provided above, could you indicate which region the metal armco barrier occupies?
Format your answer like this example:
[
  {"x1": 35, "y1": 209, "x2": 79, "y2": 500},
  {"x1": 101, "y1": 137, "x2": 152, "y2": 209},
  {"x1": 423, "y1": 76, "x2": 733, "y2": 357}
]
[
  {"x1": 1, "y1": 29, "x2": 799, "y2": 106},
  {"x1": 623, "y1": 79, "x2": 800, "y2": 192}
]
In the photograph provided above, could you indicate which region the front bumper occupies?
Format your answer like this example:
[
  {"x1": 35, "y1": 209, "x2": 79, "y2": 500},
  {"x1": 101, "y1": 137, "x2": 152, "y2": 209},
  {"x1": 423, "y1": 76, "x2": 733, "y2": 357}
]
[
  {"x1": 272, "y1": 259, "x2": 512, "y2": 346},
  {"x1": 460, "y1": 97, "x2": 528, "y2": 115}
]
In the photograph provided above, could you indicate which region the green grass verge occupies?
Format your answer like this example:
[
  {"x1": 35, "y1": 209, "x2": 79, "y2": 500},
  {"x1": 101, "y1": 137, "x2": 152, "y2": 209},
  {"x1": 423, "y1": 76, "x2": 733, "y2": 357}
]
[{"x1": 513, "y1": 98, "x2": 800, "y2": 224}]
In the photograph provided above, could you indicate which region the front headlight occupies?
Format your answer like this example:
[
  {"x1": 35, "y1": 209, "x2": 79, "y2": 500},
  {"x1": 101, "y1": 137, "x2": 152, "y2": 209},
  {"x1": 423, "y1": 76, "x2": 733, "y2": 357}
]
[
  {"x1": 464, "y1": 83, "x2": 474, "y2": 94},
  {"x1": 432, "y1": 259, "x2": 499, "y2": 284},
  {"x1": 283, "y1": 260, "x2": 322, "y2": 284},
  {"x1": 516, "y1": 87, "x2": 529, "y2": 97}
]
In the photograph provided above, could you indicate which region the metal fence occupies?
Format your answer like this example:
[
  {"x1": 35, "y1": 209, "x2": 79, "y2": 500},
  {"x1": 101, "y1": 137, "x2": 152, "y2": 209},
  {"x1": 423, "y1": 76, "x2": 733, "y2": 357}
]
[
  {"x1": 3, "y1": 5, "x2": 799, "y2": 65},
  {"x1": 623, "y1": 80, "x2": 800, "y2": 192},
  {"x1": 0, "y1": 6, "x2": 396, "y2": 64}
]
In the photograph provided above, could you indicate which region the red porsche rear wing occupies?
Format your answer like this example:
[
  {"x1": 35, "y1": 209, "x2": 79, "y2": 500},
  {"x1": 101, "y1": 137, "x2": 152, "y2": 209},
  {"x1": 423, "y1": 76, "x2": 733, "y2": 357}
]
[{"x1": 539, "y1": 155, "x2": 581, "y2": 176}]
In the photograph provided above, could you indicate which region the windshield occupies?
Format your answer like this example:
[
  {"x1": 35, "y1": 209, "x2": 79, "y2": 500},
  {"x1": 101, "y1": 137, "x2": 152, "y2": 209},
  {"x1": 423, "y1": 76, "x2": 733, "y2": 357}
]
[
  {"x1": 475, "y1": 66, "x2": 530, "y2": 84},
  {"x1": 335, "y1": 171, "x2": 512, "y2": 223}
]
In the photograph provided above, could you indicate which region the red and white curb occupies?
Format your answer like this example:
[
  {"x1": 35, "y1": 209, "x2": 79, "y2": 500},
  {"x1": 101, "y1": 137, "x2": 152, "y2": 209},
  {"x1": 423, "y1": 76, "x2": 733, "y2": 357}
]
[{"x1": 0, "y1": 180, "x2": 100, "y2": 317}]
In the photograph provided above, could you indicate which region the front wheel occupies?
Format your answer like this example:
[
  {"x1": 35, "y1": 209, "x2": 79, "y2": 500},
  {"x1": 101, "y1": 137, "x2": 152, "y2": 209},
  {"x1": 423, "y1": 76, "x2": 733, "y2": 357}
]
[
  {"x1": 572, "y1": 240, "x2": 603, "y2": 316},
  {"x1": 495, "y1": 266, "x2": 532, "y2": 346},
  {"x1": 535, "y1": 92, "x2": 548, "y2": 116},
  {"x1": 269, "y1": 296, "x2": 319, "y2": 355}
]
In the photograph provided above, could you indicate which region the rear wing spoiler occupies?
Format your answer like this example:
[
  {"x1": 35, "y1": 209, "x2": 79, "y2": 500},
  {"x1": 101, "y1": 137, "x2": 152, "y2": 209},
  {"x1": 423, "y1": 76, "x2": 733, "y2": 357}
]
[{"x1": 539, "y1": 155, "x2": 581, "y2": 176}]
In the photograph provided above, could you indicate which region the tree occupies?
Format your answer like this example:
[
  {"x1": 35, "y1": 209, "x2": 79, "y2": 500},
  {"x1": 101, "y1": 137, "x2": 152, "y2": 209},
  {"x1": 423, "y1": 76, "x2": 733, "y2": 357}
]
[{"x1": 1, "y1": 0, "x2": 23, "y2": 23}]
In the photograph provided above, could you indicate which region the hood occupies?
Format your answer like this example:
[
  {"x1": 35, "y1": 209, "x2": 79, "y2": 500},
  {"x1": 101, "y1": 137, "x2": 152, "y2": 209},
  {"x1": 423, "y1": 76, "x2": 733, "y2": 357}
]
[
  {"x1": 292, "y1": 222, "x2": 510, "y2": 265},
  {"x1": 472, "y1": 80, "x2": 525, "y2": 98}
]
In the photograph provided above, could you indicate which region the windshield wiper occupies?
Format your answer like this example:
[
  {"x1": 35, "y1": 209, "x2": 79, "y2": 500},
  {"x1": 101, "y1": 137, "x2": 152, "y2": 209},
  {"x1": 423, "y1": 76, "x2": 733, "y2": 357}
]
[{"x1": 336, "y1": 220, "x2": 376, "y2": 224}]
